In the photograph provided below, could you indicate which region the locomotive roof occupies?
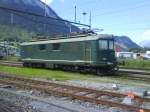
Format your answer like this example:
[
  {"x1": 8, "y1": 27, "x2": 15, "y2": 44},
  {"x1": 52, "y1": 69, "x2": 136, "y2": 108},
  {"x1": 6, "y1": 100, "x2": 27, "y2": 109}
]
[{"x1": 21, "y1": 34, "x2": 114, "y2": 46}]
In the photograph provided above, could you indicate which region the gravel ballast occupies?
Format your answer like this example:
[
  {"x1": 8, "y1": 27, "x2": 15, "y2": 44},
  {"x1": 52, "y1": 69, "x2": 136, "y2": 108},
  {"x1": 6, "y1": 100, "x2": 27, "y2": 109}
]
[
  {"x1": 0, "y1": 78, "x2": 150, "y2": 112},
  {"x1": 0, "y1": 88, "x2": 109, "y2": 112}
]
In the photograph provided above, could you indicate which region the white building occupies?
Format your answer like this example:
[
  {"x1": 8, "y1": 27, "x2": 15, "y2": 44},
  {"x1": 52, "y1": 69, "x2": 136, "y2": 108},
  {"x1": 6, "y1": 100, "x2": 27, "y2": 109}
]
[
  {"x1": 116, "y1": 51, "x2": 150, "y2": 60},
  {"x1": 145, "y1": 51, "x2": 150, "y2": 59},
  {"x1": 116, "y1": 52, "x2": 134, "y2": 59}
]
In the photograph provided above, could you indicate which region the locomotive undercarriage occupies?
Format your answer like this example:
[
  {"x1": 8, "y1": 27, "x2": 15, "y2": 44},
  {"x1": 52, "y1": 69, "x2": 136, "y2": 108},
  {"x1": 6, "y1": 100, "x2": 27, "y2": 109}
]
[{"x1": 23, "y1": 62, "x2": 118, "y2": 75}]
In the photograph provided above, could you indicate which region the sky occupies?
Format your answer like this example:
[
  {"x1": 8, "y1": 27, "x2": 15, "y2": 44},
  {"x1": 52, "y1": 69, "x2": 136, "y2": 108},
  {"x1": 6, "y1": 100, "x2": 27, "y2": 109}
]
[{"x1": 41, "y1": 0, "x2": 150, "y2": 43}]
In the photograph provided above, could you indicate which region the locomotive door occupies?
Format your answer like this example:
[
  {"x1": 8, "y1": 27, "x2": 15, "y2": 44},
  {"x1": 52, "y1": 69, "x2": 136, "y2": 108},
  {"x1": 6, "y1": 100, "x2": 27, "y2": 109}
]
[{"x1": 85, "y1": 42, "x2": 91, "y2": 62}]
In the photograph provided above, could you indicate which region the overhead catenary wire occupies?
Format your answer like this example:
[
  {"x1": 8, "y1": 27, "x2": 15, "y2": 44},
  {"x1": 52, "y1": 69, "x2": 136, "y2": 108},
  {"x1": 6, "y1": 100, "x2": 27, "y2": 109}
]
[
  {"x1": 0, "y1": 5, "x2": 92, "y2": 35},
  {"x1": 0, "y1": 2, "x2": 149, "y2": 32},
  {"x1": 93, "y1": 1, "x2": 150, "y2": 17},
  {"x1": 0, "y1": 8, "x2": 75, "y2": 34},
  {"x1": 101, "y1": 22, "x2": 150, "y2": 28},
  {"x1": 0, "y1": 6, "x2": 90, "y2": 28},
  {"x1": 63, "y1": 0, "x2": 147, "y2": 16},
  {"x1": 104, "y1": 27, "x2": 150, "y2": 31},
  {"x1": 51, "y1": 0, "x2": 150, "y2": 31},
  {"x1": 12, "y1": 11, "x2": 71, "y2": 28}
]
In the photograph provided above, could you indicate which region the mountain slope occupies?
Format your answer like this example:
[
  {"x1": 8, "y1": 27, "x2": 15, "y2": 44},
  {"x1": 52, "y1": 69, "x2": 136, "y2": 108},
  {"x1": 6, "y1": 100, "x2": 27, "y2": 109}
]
[
  {"x1": 139, "y1": 40, "x2": 150, "y2": 48},
  {"x1": 0, "y1": 0, "x2": 59, "y2": 18},
  {"x1": 0, "y1": 0, "x2": 79, "y2": 38},
  {"x1": 115, "y1": 36, "x2": 140, "y2": 51}
]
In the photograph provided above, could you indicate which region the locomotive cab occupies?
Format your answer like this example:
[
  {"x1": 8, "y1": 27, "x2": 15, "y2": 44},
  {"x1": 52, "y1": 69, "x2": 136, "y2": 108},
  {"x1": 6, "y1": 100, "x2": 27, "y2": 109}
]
[{"x1": 97, "y1": 38, "x2": 117, "y2": 72}]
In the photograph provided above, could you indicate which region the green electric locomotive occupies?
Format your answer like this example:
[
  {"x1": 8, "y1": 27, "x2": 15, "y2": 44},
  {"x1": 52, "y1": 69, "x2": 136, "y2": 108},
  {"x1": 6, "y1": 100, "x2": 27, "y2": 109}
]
[{"x1": 20, "y1": 34, "x2": 118, "y2": 74}]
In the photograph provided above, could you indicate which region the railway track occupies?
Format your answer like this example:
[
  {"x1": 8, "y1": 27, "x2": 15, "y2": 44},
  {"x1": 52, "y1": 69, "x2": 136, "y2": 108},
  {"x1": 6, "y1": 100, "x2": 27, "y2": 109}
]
[
  {"x1": 0, "y1": 90, "x2": 79, "y2": 112},
  {"x1": 119, "y1": 68, "x2": 150, "y2": 75},
  {"x1": 0, "y1": 73, "x2": 150, "y2": 112},
  {"x1": 0, "y1": 99, "x2": 23, "y2": 112},
  {"x1": 0, "y1": 60, "x2": 23, "y2": 67},
  {"x1": 1, "y1": 60, "x2": 150, "y2": 81},
  {"x1": 118, "y1": 69, "x2": 150, "y2": 81}
]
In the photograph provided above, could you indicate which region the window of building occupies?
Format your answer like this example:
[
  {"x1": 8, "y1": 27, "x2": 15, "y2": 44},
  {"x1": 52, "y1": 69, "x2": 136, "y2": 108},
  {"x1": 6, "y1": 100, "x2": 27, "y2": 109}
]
[
  {"x1": 52, "y1": 43, "x2": 60, "y2": 50},
  {"x1": 99, "y1": 40, "x2": 108, "y2": 50},
  {"x1": 39, "y1": 44, "x2": 46, "y2": 51}
]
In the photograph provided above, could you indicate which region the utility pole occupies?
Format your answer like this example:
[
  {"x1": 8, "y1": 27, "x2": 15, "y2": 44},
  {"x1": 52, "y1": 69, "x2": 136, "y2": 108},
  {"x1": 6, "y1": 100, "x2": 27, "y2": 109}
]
[
  {"x1": 4, "y1": 41, "x2": 8, "y2": 59},
  {"x1": 82, "y1": 12, "x2": 87, "y2": 24},
  {"x1": 67, "y1": 22, "x2": 72, "y2": 37},
  {"x1": 44, "y1": 0, "x2": 47, "y2": 35},
  {"x1": 74, "y1": 5, "x2": 77, "y2": 22},
  {"x1": 10, "y1": 12, "x2": 14, "y2": 25},
  {"x1": 89, "y1": 11, "x2": 92, "y2": 29},
  {"x1": 44, "y1": 0, "x2": 47, "y2": 17}
]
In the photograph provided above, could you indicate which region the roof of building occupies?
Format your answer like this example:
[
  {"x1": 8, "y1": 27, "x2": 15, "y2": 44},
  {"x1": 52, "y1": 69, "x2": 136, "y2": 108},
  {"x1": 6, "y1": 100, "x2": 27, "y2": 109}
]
[{"x1": 21, "y1": 34, "x2": 114, "y2": 46}]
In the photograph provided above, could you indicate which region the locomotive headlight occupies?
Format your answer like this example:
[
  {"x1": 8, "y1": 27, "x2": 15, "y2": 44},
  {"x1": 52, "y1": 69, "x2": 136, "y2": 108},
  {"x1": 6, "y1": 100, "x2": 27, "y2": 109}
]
[
  {"x1": 102, "y1": 57, "x2": 107, "y2": 61},
  {"x1": 107, "y1": 62, "x2": 113, "y2": 65}
]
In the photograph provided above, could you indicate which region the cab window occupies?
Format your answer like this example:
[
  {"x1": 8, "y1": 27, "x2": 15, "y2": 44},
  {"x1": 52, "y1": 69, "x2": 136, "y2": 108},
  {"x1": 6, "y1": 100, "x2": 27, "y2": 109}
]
[
  {"x1": 52, "y1": 43, "x2": 60, "y2": 50},
  {"x1": 99, "y1": 40, "x2": 108, "y2": 50},
  {"x1": 39, "y1": 44, "x2": 46, "y2": 51},
  {"x1": 109, "y1": 40, "x2": 114, "y2": 50}
]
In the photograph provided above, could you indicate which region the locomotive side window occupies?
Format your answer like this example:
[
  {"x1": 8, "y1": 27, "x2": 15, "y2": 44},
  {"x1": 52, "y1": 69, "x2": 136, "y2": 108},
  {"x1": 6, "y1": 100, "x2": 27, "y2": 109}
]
[
  {"x1": 39, "y1": 44, "x2": 46, "y2": 51},
  {"x1": 52, "y1": 43, "x2": 60, "y2": 50},
  {"x1": 99, "y1": 40, "x2": 108, "y2": 50},
  {"x1": 109, "y1": 40, "x2": 114, "y2": 50}
]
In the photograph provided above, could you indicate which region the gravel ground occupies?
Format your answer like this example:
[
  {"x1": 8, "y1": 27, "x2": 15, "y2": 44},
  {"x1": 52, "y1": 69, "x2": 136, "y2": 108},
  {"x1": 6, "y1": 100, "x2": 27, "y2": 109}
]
[
  {"x1": 33, "y1": 78, "x2": 150, "y2": 97},
  {"x1": 33, "y1": 78, "x2": 150, "y2": 110},
  {"x1": 0, "y1": 88, "x2": 80, "y2": 112},
  {"x1": 0, "y1": 87, "x2": 108, "y2": 112},
  {"x1": 66, "y1": 80, "x2": 150, "y2": 96},
  {"x1": 0, "y1": 99, "x2": 24, "y2": 112},
  {"x1": 0, "y1": 85, "x2": 135, "y2": 112},
  {"x1": 1, "y1": 77, "x2": 150, "y2": 112}
]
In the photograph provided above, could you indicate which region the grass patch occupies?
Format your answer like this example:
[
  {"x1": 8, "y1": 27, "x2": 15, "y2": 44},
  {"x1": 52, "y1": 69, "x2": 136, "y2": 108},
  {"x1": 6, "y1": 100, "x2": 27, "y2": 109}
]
[
  {"x1": 120, "y1": 59, "x2": 150, "y2": 70},
  {"x1": 0, "y1": 56, "x2": 20, "y2": 61},
  {"x1": 0, "y1": 65, "x2": 149, "y2": 87},
  {"x1": 0, "y1": 65, "x2": 94, "y2": 81},
  {"x1": 120, "y1": 66, "x2": 150, "y2": 71}
]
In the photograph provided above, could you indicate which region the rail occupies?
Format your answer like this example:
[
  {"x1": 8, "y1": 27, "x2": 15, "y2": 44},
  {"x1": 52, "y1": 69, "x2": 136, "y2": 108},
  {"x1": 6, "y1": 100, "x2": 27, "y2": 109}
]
[{"x1": 0, "y1": 73, "x2": 150, "y2": 112}]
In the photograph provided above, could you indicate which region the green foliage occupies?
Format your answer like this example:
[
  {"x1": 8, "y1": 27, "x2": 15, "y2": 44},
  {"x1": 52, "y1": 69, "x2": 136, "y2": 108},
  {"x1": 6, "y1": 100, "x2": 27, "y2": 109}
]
[
  {"x1": 0, "y1": 65, "x2": 149, "y2": 86},
  {"x1": 123, "y1": 59, "x2": 150, "y2": 70},
  {"x1": 0, "y1": 65, "x2": 94, "y2": 81},
  {"x1": 0, "y1": 24, "x2": 35, "y2": 41},
  {"x1": 129, "y1": 48, "x2": 144, "y2": 53},
  {"x1": 1, "y1": 56, "x2": 20, "y2": 61},
  {"x1": 129, "y1": 48, "x2": 150, "y2": 53}
]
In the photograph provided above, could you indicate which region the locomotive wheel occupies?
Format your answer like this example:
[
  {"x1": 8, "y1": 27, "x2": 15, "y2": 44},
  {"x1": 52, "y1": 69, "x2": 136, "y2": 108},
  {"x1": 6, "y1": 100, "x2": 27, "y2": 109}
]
[
  {"x1": 96, "y1": 69, "x2": 104, "y2": 76},
  {"x1": 23, "y1": 62, "x2": 29, "y2": 67}
]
